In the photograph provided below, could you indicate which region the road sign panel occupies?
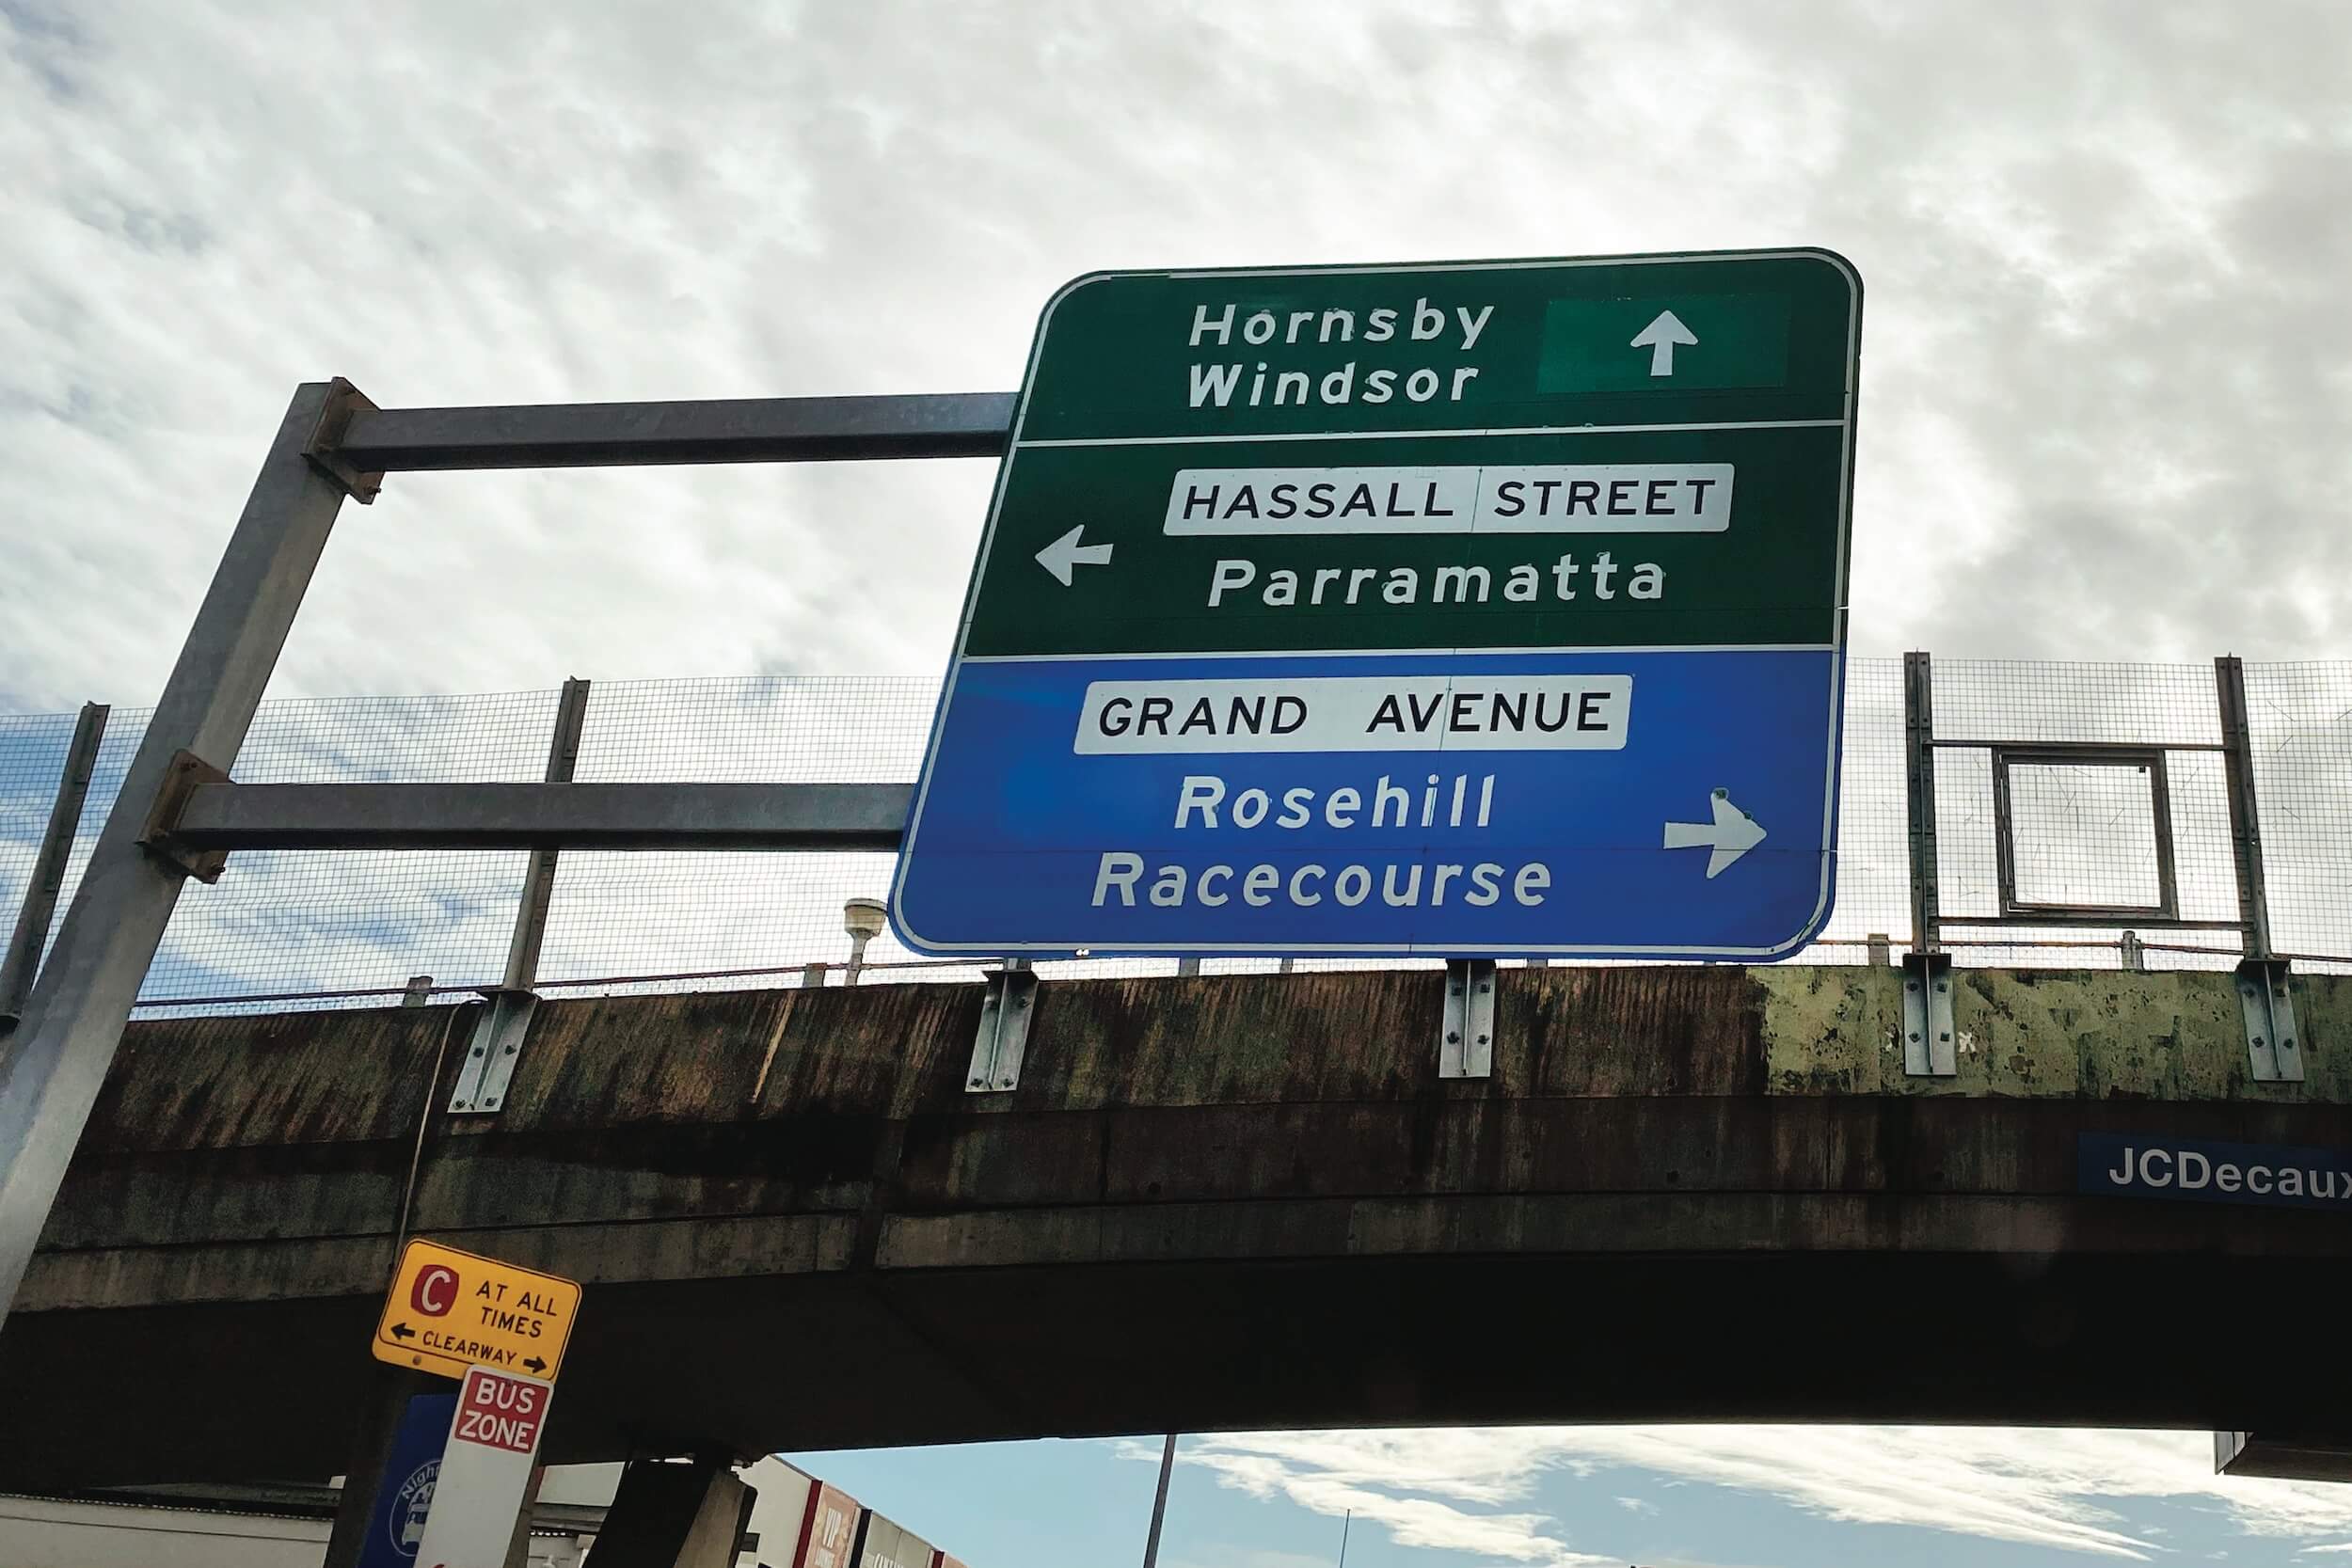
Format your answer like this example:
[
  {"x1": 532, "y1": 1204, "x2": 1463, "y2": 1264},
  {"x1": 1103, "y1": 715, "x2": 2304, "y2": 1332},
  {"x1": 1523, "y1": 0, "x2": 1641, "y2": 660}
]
[
  {"x1": 357, "y1": 1391, "x2": 454, "y2": 1568},
  {"x1": 373, "y1": 1237, "x2": 581, "y2": 1384},
  {"x1": 895, "y1": 250, "x2": 1860, "y2": 959},
  {"x1": 413, "y1": 1368, "x2": 551, "y2": 1567}
]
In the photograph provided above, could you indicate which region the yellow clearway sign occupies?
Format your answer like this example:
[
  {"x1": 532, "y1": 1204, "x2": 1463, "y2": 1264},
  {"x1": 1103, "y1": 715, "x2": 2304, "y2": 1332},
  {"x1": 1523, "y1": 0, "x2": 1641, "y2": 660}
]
[{"x1": 372, "y1": 1238, "x2": 582, "y2": 1384}]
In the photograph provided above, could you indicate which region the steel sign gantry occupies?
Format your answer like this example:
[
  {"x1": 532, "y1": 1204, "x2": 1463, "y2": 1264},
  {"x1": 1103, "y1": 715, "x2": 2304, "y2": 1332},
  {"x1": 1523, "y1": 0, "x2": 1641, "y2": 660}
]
[
  {"x1": 0, "y1": 247, "x2": 1862, "y2": 1326},
  {"x1": 0, "y1": 382, "x2": 1012, "y2": 1329}
]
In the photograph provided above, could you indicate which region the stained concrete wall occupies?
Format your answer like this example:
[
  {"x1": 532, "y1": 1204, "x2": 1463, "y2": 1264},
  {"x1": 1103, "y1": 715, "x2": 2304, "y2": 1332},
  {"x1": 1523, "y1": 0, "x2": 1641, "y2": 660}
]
[{"x1": 6, "y1": 965, "x2": 2349, "y2": 1482}]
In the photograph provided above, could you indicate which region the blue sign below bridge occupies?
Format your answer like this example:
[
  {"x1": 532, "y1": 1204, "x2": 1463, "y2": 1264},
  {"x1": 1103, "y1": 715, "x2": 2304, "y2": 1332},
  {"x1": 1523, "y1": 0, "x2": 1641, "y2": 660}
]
[{"x1": 893, "y1": 646, "x2": 1842, "y2": 958}]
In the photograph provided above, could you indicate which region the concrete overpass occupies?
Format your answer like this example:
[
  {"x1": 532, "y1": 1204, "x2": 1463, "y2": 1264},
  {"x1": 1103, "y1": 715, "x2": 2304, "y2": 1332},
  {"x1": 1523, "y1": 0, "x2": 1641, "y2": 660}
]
[{"x1": 5, "y1": 962, "x2": 2349, "y2": 1488}]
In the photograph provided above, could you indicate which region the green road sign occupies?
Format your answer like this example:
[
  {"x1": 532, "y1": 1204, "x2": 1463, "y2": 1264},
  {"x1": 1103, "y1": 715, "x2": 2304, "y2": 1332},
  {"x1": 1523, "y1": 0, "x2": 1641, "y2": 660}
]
[
  {"x1": 961, "y1": 252, "x2": 1856, "y2": 659},
  {"x1": 896, "y1": 250, "x2": 1862, "y2": 960}
]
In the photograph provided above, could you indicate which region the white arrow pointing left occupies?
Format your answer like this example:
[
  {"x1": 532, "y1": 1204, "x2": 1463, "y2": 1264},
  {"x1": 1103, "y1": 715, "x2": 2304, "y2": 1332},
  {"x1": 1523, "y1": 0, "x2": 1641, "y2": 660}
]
[
  {"x1": 1663, "y1": 789, "x2": 1767, "y2": 879},
  {"x1": 1629, "y1": 309, "x2": 1698, "y2": 376},
  {"x1": 1035, "y1": 525, "x2": 1115, "y2": 587}
]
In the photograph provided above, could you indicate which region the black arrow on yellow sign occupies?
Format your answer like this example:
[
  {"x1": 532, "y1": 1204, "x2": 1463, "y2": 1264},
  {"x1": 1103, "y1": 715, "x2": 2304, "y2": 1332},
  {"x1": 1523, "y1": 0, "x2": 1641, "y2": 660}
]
[
  {"x1": 524, "y1": 1355, "x2": 548, "y2": 1374},
  {"x1": 389, "y1": 1323, "x2": 415, "y2": 1341}
]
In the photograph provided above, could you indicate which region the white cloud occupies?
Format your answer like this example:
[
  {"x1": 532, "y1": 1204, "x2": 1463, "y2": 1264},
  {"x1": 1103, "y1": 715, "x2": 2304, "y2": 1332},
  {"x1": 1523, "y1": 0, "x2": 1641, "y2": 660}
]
[
  {"x1": 1119, "y1": 1436, "x2": 1616, "y2": 1568},
  {"x1": 9, "y1": 0, "x2": 2352, "y2": 721},
  {"x1": 1613, "y1": 1496, "x2": 1658, "y2": 1515},
  {"x1": 1132, "y1": 1427, "x2": 2352, "y2": 1565}
]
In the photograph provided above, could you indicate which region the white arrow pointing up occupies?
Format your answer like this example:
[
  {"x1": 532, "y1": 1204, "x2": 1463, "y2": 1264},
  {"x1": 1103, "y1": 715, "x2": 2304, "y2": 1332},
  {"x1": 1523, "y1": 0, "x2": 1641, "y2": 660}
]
[
  {"x1": 1663, "y1": 789, "x2": 1767, "y2": 879},
  {"x1": 1035, "y1": 524, "x2": 1115, "y2": 587},
  {"x1": 1629, "y1": 309, "x2": 1698, "y2": 376}
]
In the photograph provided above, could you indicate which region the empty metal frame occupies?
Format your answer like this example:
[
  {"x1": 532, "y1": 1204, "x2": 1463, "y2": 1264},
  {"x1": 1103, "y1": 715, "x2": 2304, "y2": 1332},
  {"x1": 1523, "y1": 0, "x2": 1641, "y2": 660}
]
[
  {"x1": 1989, "y1": 744, "x2": 2178, "y2": 924},
  {"x1": 1907, "y1": 654, "x2": 2254, "y2": 943}
]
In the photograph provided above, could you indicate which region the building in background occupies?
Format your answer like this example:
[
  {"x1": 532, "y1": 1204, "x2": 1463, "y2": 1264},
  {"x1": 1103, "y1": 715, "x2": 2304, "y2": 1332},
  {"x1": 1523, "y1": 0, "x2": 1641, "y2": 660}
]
[{"x1": 0, "y1": 1457, "x2": 977, "y2": 1568}]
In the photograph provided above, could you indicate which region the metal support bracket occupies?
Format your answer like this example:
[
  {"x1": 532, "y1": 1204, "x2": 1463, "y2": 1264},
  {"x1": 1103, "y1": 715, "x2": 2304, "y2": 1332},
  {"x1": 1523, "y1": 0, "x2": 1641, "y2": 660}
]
[
  {"x1": 1439, "y1": 958, "x2": 1497, "y2": 1079},
  {"x1": 301, "y1": 376, "x2": 386, "y2": 503},
  {"x1": 967, "y1": 961, "x2": 1036, "y2": 1093},
  {"x1": 448, "y1": 988, "x2": 538, "y2": 1113},
  {"x1": 137, "y1": 750, "x2": 233, "y2": 883},
  {"x1": 1902, "y1": 950, "x2": 1957, "y2": 1077},
  {"x1": 2237, "y1": 958, "x2": 2304, "y2": 1083}
]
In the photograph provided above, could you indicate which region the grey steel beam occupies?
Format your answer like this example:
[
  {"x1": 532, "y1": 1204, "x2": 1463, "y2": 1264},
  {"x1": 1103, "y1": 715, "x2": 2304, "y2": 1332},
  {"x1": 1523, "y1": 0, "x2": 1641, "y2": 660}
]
[
  {"x1": 1902, "y1": 651, "x2": 1941, "y2": 955},
  {"x1": 2216, "y1": 655, "x2": 2274, "y2": 960},
  {"x1": 0, "y1": 381, "x2": 361, "y2": 1325},
  {"x1": 332, "y1": 391, "x2": 1015, "y2": 471},
  {"x1": 501, "y1": 677, "x2": 591, "y2": 990},
  {"x1": 0, "y1": 702, "x2": 108, "y2": 1029},
  {"x1": 169, "y1": 780, "x2": 914, "y2": 852}
]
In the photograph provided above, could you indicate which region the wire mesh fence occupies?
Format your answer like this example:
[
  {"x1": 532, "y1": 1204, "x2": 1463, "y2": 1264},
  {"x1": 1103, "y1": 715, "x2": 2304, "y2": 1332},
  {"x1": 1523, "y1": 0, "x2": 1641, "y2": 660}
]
[{"x1": 3, "y1": 657, "x2": 2349, "y2": 1016}]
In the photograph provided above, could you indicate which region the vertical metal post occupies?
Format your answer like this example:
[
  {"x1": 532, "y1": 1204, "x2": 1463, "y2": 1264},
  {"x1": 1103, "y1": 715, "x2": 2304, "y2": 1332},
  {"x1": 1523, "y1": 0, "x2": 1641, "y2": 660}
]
[
  {"x1": 501, "y1": 677, "x2": 591, "y2": 991},
  {"x1": 2216, "y1": 656, "x2": 2273, "y2": 960},
  {"x1": 1140, "y1": 1433, "x2": 1178, "y2": 1568},
  {"x1": 402, "y1": 974, "x2": 434, "y2": 1006},
  {"x1": 321, "y1": 1368, "x2": 437, "y2": 1568},
  {"x1": 500, "y1": 1465, "x2": 547, "y2": 1568},
  {"x1": 2217, "y1": 657, "x2": 2301, "y2": 1083},
  {"x1": 1902, "y1": 651, "x2": 1940, "y2": 955},
  {"x1": 447, "y1": 678, "x2": 586, "y2": 1117},
  {"x1": 0, "y1": 702, "x2": 108, "y2": 1030},
  {"x1": 1175, "y1": 958, "x2": 1201, "y2": 977},
  {"x1": 0, "y1": 381, "x2": 364, "y2": 1325}
]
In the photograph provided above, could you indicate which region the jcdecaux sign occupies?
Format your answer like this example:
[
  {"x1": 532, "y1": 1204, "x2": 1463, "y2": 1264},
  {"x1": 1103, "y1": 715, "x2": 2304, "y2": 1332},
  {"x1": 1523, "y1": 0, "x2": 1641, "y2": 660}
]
[{"x1": 894, "y1": 250, "x2": 1862, "y2": 958}]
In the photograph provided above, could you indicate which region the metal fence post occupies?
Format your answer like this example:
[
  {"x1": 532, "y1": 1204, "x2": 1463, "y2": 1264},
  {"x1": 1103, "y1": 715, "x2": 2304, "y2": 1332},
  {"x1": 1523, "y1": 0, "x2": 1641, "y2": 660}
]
[
  {"x1": 503, "y1": 678, "x2": 591, "y2": 992},
  {"x1": 2216, "y1": 657, "x2": 2274, "y2": 961},
  {"x1": 446, "y1": 678, "x2": 589, "y2": 1116},
  {"x1": 1900, "y1": 652, "x2": 1955, "y2": 1077},
  {"x1": 0, "y1": 703, "x2": 108, "y2": 1031},
  {"x1": 2217, "y1": 656, "x2": 2302, "y2": 1082},
  {"x1": 1901, "y1": 651, "x2": 1941, "y2": 956},
  {"x1": 0, "y1": 381, "x2": 368, "y2": 1324}
]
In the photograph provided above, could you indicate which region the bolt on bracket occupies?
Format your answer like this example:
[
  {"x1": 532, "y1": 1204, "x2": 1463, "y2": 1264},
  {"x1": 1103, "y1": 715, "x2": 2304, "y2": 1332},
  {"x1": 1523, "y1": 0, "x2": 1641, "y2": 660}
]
[
  {"x1": 2237, "y1": 958, "x2": 2304, "y2": 1084},
  {"x1": 1440, "y1": 958, "x2": 1497, "y2": 1079},
  {"x1": 1902, "y1": 950, "x2": 1957, "y2": 1078},
  {"x1": 137, "y1": 750, "x2": 232, "y2": 884},
  {"x1": 448, "y1": 988, "x2": 539, "y2": 1113},
  {"x1": 967, "y1": 960, "x2": 1037, "y2": 1094}
]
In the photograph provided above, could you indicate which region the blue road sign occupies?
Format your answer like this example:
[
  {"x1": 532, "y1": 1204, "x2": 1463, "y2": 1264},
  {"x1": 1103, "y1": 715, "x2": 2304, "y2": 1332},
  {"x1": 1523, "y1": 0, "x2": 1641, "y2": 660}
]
[
  {"x1": 894, "y1": 251, "x2": 1861, "y2": 959},
  {"x1": 358, "y1": 1391, "x2": 455, "y2": 1568}
]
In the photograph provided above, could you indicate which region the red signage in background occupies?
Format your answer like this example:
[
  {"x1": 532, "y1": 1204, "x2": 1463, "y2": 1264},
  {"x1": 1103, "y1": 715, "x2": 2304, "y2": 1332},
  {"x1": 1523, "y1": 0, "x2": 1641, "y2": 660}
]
[
  {"x1": 448, "y1": 1368, "x2": 548, "y2": 1454},
  {"x1": 793, "y1": 1482, "x2": 861, "y2": 1568}
]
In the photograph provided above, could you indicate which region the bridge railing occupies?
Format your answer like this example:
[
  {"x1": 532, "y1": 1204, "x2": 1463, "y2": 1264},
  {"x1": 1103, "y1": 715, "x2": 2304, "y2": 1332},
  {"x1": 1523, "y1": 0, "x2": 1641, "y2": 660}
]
[{"x1": 3, "y1": 657, "x2": 2350, "y2": 1018}]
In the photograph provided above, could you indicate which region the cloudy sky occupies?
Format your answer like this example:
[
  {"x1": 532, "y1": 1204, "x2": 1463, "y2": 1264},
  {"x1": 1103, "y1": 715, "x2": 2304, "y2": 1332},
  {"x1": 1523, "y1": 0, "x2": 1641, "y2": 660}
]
[
  {"x1": 7, "y1": 0, "x2": 2352, "y2": 715},
  {"x1": 9, "y1": 2, "x2": 2352, "y2": 1563}
]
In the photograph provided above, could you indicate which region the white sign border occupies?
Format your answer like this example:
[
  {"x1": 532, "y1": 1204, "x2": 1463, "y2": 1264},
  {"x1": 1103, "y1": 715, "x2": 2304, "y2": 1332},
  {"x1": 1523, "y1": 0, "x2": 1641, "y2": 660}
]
[{"x1": 892, "y1": 249, "x2": 1861, "y2": 959}]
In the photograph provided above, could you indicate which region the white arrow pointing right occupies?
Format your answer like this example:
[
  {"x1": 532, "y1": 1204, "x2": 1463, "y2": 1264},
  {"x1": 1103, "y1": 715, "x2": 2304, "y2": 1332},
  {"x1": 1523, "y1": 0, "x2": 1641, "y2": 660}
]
[
  {"x1": 1629, "y1": 309, "x2": 1698, "y2": 376},
  {"x1": 1035, "y1": 524, "x2": 1115, "y2": 587},
  {"x1": 1663, "y1": 788, "x2": 1767, "y2": 879}
]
